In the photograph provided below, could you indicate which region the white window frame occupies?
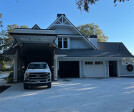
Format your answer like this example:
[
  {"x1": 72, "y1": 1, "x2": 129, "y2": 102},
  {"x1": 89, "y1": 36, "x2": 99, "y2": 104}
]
[{"x1": 58, "y1": 37, "x2": 70, "y2": 49}]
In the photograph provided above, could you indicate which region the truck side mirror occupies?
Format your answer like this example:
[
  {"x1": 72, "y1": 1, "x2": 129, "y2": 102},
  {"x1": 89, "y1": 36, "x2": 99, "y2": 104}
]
[{"x1": 51, "y1": 66, "x2": 54, "y2": 69}]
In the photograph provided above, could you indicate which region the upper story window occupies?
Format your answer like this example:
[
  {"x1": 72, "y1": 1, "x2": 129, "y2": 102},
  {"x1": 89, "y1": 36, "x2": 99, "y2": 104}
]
[
  {"x1": 58, "y1": 38, "x2": 68, "y2": 49},
  {"x1": 58, "y1": 38, "x2": 62, "y2": 48}
]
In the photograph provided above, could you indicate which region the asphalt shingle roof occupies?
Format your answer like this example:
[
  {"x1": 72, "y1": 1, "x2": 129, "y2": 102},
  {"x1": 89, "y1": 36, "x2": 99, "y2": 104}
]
[
  {"x1": 2, "y1": 48, "x2": 16, "y2": 55},
  {"x1": 55, "y1": 42, "x2": 133, "y2": 57}
]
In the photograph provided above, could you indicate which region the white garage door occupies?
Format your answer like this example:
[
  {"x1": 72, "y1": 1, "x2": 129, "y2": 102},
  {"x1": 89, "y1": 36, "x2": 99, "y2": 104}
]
[{"x1": 84, "y1": 61, "x2": 105, "y2": 77}]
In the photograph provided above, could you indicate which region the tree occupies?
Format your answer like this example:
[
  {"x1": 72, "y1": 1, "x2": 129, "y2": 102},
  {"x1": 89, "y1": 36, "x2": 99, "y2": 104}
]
[
  {"x1": 76, "y1": 0, "x2": 129, "y2": 12},
  {"x1": 4, "y1": 24, "x2": 28, "y2": 50},
  {"x1": 0, "y1": 13, "x2": 28, "y2": 62},
  {"x1": 77, "y1": 23, "x2": 108, "y2": 42},
  {"x1": 0, "y1": 60, "x2": 6, "y2": 70}
]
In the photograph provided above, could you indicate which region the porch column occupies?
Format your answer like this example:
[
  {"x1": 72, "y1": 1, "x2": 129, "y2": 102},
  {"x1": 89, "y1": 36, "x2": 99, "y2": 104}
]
[
  {"x1": 104, "y1": 60, "x2": 107, "y2": 78},
  {"x1": 54, "y1": 56, "x2": 58, "y2": 80},
  {"x1": 117, "y1": 60, "x2": 120, "y2": 77},
  {"x1": 13, "y1": 55, "x2": 17, "y2": 82}
]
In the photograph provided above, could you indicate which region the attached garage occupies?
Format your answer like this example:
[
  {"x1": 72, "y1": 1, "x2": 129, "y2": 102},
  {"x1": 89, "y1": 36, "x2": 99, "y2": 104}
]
[
  {"x1": 59, "y1": 61, "x2": 79, "y2": 78},
  {"x1": 84, "y1": 61, "x2": 105, "y2": 77}
]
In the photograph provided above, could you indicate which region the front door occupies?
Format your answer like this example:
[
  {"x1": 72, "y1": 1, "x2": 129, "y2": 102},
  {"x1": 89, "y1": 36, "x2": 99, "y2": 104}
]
[{"x1": 109, "y1": 61, "x2": 117, "y2": 77}]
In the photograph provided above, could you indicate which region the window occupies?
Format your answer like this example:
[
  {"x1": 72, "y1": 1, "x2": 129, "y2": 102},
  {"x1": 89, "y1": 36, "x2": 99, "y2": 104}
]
[
  {"x1": 58, "y1": 37, "x2": 68, "y2": 49},
  {"x1": 28, "y1": 64, "x2": 47, "y2": 69},
  {"x1": 64, "y1": 38, "x2": 68, "y2": 48},
  {"x1": 58, "y1": 38, "x2": 62, "y2": 48},
  {"x1": 85, "y1": 61, "x2": 93, "y2": 65},
  {"x1": 95, "y1": 61, "x2": 103, "y2": 65}
]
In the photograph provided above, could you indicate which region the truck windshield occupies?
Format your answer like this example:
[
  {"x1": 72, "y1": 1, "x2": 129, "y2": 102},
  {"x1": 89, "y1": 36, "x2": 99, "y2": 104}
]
[{"x1": 28, "y1": 64, "x2": 47, "y2": 69}]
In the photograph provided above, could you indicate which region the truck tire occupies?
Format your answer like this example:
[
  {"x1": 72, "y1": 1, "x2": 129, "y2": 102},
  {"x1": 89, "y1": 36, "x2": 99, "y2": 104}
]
[
  {"x1": 24, "y1": 83, "x2": 29, "y2": 89},
  {"x1": 47, "y1": 83, "x2": 51, "y2": 88}
]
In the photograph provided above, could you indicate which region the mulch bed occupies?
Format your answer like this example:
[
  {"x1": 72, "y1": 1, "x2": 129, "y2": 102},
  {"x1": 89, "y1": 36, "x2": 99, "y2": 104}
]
[{"x1": 0, "y1": 86, "x2": 10, "y2": 93}]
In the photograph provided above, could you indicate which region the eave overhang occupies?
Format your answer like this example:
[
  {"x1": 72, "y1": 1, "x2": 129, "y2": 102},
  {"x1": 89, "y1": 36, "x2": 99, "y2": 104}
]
[{"x1": 9, "y1": 32, "x2": 57, "y2": 44}]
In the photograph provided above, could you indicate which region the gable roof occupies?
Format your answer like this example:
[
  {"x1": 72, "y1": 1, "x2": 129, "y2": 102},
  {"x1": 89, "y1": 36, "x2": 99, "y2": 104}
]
[
  {"x1": 48, "y1": 14, "x2": 97, "y2": 50},
  {"x1": 32, "y1": 24, "x2": 40, "y2": 29},
  {"x1": 55, "y1": 42, "x2": 133, "y2": 58},
  {"x1": 48, "y1": 14, "x2": 82, "y2": 35}
]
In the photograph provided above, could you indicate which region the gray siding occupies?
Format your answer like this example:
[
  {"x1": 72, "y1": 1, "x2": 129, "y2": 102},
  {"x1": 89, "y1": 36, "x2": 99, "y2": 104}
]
[
  {"x1": 70, "y1": 38, "x2": 89, "y2": 49},
  {"x1": 55, "y1": 27, "x2": 78, "y2": 34},
  {"x1": 119, "y1": 61, "x2": 134, "y2": 76}
]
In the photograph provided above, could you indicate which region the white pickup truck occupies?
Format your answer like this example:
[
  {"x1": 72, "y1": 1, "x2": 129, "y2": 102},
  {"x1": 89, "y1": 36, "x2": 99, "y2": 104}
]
[{"x1": 24, "y1": 62, "x2": 51, "y2": 89}]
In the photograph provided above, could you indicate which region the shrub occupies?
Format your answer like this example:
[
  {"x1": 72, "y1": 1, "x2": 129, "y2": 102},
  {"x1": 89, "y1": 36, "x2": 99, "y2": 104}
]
[
  {"x1": 0, "y1": 61, "x2": 6, "y2": 70},
  {"x1": 7, "y1": 72, "x2": 14, "y2": 83},
  {"x1": 1, "y1": 67, "x2": 13, "y2": 72}
]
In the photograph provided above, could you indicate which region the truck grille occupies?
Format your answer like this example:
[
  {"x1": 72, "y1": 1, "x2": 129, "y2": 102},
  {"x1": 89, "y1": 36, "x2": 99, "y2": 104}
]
[{"x1": 29, "y1": 73, "x2": 49, "y2": 80}]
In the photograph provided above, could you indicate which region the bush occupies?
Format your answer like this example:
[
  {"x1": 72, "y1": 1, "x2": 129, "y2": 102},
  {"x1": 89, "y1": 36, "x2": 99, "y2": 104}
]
[
  {"x1": 7, "y1": 72, "x2": 14, "y2": 83},
  {"x1": 0, "y1": 61, "x2": 6, "y2": 70},
  {"x1": 1, "y1": 67, "x2": 13, "y2": 72}
]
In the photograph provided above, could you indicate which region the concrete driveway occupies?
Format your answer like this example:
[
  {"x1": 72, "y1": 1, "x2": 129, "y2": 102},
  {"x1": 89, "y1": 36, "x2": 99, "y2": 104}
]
[{"x1": 0, "y1": 78, "x2": 134, "y2": 112}]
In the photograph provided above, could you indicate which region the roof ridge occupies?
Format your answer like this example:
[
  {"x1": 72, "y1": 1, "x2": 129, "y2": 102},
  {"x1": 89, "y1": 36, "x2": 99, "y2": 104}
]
[{"x1": 98, "y1": 42, "x2": 122, "y2": 43}]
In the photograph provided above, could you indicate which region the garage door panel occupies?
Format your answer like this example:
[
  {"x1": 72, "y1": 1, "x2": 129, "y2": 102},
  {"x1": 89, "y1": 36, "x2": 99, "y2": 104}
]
[
  {"x1": 84, "y1": 63, "x2": 105, "y2": 77},
  {"x1": 59, "y1": 61, "x2": 79, "y2": 78}
]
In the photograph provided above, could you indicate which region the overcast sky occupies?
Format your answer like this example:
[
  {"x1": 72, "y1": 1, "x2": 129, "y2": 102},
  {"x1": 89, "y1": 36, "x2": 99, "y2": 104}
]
[{"x1": 0, "y1": 0, "x2": 134, "y2": 53}]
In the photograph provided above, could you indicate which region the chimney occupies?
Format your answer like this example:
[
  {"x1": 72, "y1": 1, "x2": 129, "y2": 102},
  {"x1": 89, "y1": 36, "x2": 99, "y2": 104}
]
[
  {"x1": 88, "y1": 35, "x2": 98, "y2": 48},
  {"x1": 57, "y1": 14, "x2": 66, "y2": 18}
]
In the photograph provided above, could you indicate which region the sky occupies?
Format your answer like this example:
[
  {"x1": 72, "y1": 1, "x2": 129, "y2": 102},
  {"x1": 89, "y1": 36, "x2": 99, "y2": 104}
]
[{"x1": 0, "y1": 0, "x2": 134, "y2": 53}]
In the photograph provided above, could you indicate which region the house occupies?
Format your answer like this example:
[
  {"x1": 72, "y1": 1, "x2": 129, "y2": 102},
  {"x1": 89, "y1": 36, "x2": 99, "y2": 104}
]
[{"x1": 3, "y1": 14, "x2": 134, "y2": 82}]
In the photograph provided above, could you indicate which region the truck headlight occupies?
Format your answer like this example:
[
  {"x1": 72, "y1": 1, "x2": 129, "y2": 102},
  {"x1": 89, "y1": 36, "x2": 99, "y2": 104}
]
[
  {"x1": 46, "y1": 73, "x2": 50, "y2": 75},
  {"x1": 26, "y1": 73, "x2": 29, "y2": 77}
]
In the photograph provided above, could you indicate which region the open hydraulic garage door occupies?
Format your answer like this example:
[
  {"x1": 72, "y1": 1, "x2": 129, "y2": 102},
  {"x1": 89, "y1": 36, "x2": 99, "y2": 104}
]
[{"x1": 59, "y1": 61, "x2": 79, "y2": 78}]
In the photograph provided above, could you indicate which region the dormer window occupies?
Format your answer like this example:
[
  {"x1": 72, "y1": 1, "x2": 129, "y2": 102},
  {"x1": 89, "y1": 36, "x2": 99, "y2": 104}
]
[{"x1": 58, "y1": 37, "x2": 69, "y2": 49}]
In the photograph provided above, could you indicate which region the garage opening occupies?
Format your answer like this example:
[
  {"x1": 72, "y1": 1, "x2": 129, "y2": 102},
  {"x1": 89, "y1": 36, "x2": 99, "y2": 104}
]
[
  {"x1": 109, "y1": 61, "x2": 117, "y2": 77},
  {"x1": 18, "y1": 43, "x2": 54, "y2": 81},
  {"x1": 59, "y1": 61, "x2": 79, "y2": 78}
]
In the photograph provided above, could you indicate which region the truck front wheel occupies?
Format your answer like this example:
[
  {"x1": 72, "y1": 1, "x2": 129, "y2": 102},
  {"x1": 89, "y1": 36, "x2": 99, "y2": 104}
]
[
  {"x1": 47, "y1": 83, "x2": 51, "y2": 88},
  {"x1": 24, "y1": 83, "x2": 29, "y2": 89}
]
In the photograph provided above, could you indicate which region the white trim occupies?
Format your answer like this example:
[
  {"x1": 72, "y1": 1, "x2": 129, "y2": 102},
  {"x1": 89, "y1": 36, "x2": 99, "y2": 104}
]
[
  {"x1": 117, "y1": 60, "x2": 120, "y2": 77},
  {"x1": 104, "y1": 61, "x2": 107, "y2": 77},
  {"x1": 13, "y1": 51, "x2": 17, "y2": 82},
  {"x1": 107, "y1": 61, "x2": 109, "y2": 77},
  {"x1": 79, "y1": 61, "x2": 81, "y2": 78},
  {"x1": 55, "y1": 56, "x2": 126, "y2": 60},
  {"x1": 47, "y1": 15, "x2": 96, "y2": 50},
  {"x1": 48, "y1": 15, "x2": 64, "y2": 29},
  {"x1": 62, "y1": 38, "x2": 63, "y2": 48},
  {"x1": 68, "y1": 38, "x2": 70, "y2": 49},
  {"x1": 57, "y1": 35, "x2": 83, "y2": 38},
  {"x1": 12, "y1": 43, "x2": 19, "y2": 48},
  {"x1": 120, "y1": 74, "x2": 134, "y2": 76},
  {"x1": 82, "y1": 36, "x2": 97, "y2": 50},
  {"x1": 57, "y1": 37, "x2": 70, "y2": 49},
  {"x1": 54, "y1": 56, "x2": 58, "y2": 80},
  {"x1": 83, "y1": 61, "x2": 85, "y2": 76}
]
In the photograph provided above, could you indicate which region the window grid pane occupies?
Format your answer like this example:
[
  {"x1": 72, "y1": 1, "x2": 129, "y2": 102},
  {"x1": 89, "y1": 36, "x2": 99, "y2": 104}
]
[
  {"x1": 58, "y1": 38, "x2": 62, "y2": 48},
  {"x1": 63, "y1": 38, "x2": 68, "y2": 48}
]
